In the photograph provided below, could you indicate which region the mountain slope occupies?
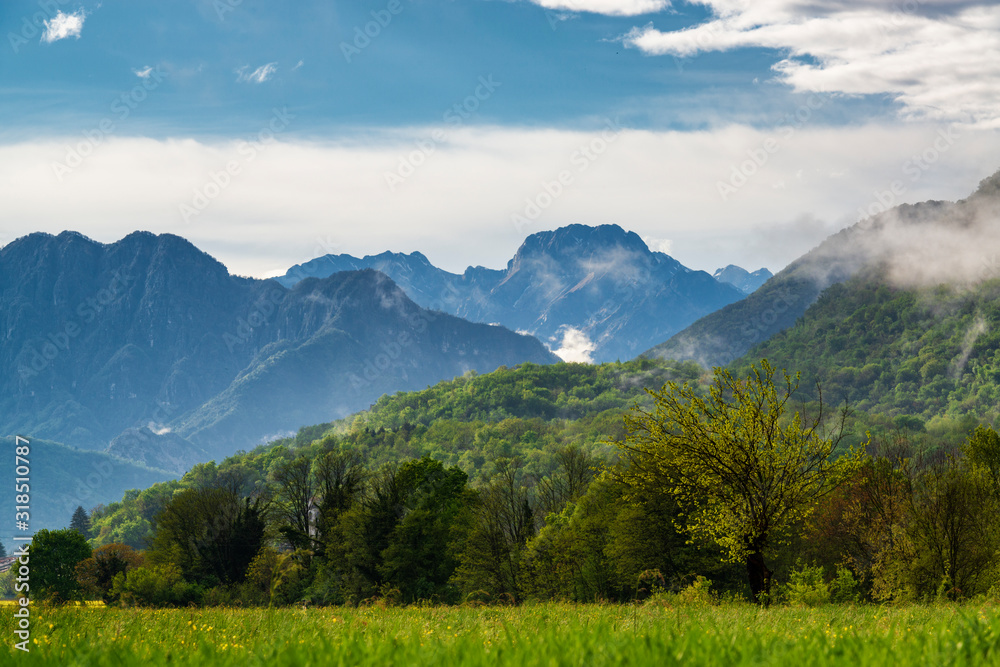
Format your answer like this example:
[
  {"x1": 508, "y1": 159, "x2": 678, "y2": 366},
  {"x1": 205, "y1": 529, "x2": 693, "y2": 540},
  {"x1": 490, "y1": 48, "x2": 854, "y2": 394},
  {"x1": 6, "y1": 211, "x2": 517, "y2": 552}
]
[
  {"x1": 0, "y1": 435, "x2": 173, "y2": 554},
  {"x1": 644, "y1": 169, "x2": 1000, "y2": 368},
  {"x1": 279, "y1": 224, "x2": 746, "y2": 362},
  {"x1": 706, "y1": 170, "x2": 1000, "y2": 427},
  {"x1": 1, "y1": 232, "x2": 557, "y2": 460},
  {"x1": 278, "y1": 250, "x2": 495, "y2": 313},
  {"x1": 175, "y1": 270, "x2": 559, "y2": 454},
  {"x1": 729, "y1": 268, "x2": 1000, "y2": 430}
]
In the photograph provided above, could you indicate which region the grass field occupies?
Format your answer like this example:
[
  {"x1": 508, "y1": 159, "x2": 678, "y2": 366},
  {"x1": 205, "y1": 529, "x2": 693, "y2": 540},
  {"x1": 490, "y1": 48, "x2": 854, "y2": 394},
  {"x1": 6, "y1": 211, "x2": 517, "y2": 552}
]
[{"x1": 1, "y1": 602, "x2": 999, "y2": 666}]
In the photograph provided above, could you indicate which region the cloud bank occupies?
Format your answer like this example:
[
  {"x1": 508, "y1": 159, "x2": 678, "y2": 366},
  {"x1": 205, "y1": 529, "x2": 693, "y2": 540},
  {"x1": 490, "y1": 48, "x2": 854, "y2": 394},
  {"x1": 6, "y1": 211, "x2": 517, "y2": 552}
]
[
  {"x1": 859, "y1": 185, "x2": 1000, "y2": 290},
  {"x1": 624, "y1": 1, "x2": 1000, "y2": 127},
  {"x1": 1, "y1": 123, "x2": 998, "y2": 278}
]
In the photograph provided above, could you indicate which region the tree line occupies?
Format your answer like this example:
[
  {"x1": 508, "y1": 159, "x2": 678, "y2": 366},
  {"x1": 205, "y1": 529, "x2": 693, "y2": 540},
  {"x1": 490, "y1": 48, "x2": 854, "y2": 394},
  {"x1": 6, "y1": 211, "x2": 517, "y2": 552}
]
[{"x1": 8, "y1": 360, "x2": 1000, "y2": 607}]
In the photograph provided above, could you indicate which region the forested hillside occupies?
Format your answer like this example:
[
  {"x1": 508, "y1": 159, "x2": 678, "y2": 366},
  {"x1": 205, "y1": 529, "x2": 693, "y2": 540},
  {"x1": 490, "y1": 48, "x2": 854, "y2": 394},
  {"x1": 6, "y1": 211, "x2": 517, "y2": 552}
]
[
  {"x1": 87, "y1": 359, "x2": 703, "y2": 549},
  {"x1": 647, "y1": 169, "x2": 1000, "y2": 368},
  {"x1": 731, "y1": 267, "x2": 1000, "y2": 438}
]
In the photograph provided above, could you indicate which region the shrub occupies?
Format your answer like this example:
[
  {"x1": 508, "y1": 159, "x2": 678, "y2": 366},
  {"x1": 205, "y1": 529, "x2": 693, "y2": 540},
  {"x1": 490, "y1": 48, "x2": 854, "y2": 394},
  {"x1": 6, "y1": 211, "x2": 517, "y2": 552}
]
[
  {"x1": 642, "y1": 575, "x2": 715, "y2": 607},
  {"x1": 676, "y1": 576, "x2": 714, "y2": 606},
  {"x1": 784, "y1": 561, "x2": 830, "y2": 607},
  {"x1": 112, "y1": 564, "x2": 202, "y2": 607},
  {"x1": 635, "y1": 569, "x2": 666, "y2": 600},
  {"x1": 830, "y1": 565, "x2": 861, "y2": 603}
]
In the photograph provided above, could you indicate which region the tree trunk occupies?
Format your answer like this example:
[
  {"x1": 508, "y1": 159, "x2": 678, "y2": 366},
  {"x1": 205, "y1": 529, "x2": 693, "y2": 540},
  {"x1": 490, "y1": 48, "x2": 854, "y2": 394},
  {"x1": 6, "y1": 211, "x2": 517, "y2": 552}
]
[{"x1": 746, "y1": 550, "x2": 773, "y2": 605}]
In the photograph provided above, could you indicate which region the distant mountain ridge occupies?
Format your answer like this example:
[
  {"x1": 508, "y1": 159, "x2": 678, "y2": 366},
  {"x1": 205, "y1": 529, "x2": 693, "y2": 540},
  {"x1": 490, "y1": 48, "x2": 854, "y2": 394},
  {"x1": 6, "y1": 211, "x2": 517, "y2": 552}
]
[
  {"x1": 645, "y1": 168, "x2": 1000, "y2": 368},
  {"x1": 280, "y1": 224, "x2": 746, "y2": 362},
  {"x1": 713, "y1": 265, "x2": 773, "y2": 294},
  {"x1": 1, "y1": 231, "x2": 556, "y2": 463}
]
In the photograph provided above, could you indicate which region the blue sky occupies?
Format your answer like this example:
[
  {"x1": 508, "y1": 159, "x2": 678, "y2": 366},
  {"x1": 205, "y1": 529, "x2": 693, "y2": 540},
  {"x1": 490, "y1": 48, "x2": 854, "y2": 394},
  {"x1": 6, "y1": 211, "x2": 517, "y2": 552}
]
[
  {"x1": 2, "y1": 0, "x2": 810, "y2": 135},
  {"x1": 2, "y1": 0, "x2": 999, "y2": 276}
]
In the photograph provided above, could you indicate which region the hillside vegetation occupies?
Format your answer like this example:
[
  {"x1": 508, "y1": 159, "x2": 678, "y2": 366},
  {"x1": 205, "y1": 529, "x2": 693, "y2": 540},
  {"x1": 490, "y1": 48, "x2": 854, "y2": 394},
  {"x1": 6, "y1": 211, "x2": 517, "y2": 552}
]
[
  {"x1": 648, "y1": 170, "x2": 1000, "y2": 368},
  {"x1": 87, "y1": 359, "x2": 704, "y2": 550},
  {"x1": 732, "y1": 268, "x2": 1000, "y2": 436}
]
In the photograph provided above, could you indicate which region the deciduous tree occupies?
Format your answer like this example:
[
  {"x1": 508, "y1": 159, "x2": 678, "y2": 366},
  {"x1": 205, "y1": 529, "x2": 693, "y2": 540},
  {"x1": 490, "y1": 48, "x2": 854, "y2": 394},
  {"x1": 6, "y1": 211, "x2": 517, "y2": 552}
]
[
  {"x1": 32, "y1": 529, "x2": 93, "y2": 603},
  {"x1": 617, "y1": 360, "x2": 855, "y2": 603},
  {"x1": 76, "y1": 543, "x2": 144, "y2": 602},
  {"x1": 149, "y1": 486, "x2": 266, "y2": 586}
]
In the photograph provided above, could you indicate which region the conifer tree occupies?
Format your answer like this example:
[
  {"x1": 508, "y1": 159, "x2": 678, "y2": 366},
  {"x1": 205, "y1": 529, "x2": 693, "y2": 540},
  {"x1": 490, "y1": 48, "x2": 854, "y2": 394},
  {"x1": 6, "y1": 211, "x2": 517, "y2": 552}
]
[{"x1": 70, "y1": 505, "x2": 91, "y2": 537}]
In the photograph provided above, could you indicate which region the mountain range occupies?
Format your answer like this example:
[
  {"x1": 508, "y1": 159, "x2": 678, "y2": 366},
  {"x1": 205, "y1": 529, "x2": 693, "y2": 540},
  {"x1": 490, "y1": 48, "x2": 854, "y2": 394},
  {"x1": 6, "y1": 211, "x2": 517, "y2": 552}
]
[
  {"x1": 279, "y1": 224, "x2": 749, "y2": 363},
  {"x1": 1, "y1": 231, "x2": 556, "y2": 464}
]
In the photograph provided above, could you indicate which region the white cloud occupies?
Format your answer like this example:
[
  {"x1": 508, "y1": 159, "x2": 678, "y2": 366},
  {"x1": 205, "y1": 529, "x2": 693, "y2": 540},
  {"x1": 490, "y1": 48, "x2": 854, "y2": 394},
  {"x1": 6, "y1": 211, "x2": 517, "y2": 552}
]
[
  {"x1": 133, "y1": 66, "x2": 154, "y2": 78},
  {"x1": 530, "y1": 0, "x2": 669, "y2": 16},
  {"x1": 1, "y1": 123, "x2": 998, "y2": 278},
  {"x1": 292, "y1": 60, "x2": 304, "y2": 71},
  {"x1": 41, "y1": 9, "x2": 86, "y2": 44},
  {"x1": 553, "y1": 327, "x2": 597, "y2": 363},
  {"x1": 645, "y1": 237, "x2": 673, "y2": 254},
  {"x1": 236, "y1": 62, "x2": 278, "y2": 84},
  {"x1": 623, "y1": 2, "x2": 1000, "y2": 127}
]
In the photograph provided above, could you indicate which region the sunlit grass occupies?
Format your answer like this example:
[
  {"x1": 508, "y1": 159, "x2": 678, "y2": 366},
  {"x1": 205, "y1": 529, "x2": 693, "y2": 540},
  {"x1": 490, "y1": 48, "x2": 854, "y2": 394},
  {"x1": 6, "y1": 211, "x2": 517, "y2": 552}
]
[
  {"x1": 0, "y1": 600, "x2": 103, "y2": 608},
  {"x1": 1, "y1": 602, "x2": 999, "y2": 665}
]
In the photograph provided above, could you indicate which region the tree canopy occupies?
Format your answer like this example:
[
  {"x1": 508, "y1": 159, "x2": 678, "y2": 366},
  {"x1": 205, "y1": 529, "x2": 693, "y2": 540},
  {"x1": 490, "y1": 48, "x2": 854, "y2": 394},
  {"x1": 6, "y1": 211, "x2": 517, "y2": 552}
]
[
  {"x1": 617, "y1": 360, "x2": 857, "y2": 602},
  {"x1": 32, "y1": 528, "x2": 93, "y2": 603}
]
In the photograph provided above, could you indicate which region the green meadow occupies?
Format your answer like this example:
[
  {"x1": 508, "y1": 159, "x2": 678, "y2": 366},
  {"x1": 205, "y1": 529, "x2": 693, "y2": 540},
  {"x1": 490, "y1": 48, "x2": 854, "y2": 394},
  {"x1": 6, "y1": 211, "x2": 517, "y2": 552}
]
[{"x1": 2, "y1": 603, "x2": 999, "y2": 666}]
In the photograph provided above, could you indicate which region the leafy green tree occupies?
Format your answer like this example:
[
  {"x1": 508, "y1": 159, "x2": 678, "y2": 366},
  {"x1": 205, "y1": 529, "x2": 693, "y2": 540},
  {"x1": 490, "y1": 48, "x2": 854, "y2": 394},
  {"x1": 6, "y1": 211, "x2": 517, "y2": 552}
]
[
  {"x1": 379, "y1": 457, "x2": 472, "y2": 602},
  {"x1": 827, "y1": 435, "x2": 911, "y2": 601},
  {"x1": 31, "y1": 528, "x2": 93, "y2": 602},
  {"x1": 272, "y1": 456, "x2": 315, "y2": 550},
  {"x1": 90, "y1": 506, "x2": 152, "y2": 550},
  {"x1": 454, "y1": 458, "x2": 535, "y2": 602},
  {"x1": 313, "y1": 448, "x2": 364, "y2": 542},
  {"x1": 70, "y1": 506, "x2": 91, "y2": 537},
  {"x1": 325, "y1": 458, "x2": 471, "y2": 604},
  {"x1": 149, "y1": 486, "x2": 266, "y2": 586},
  {"x1": 525, "y1": 474, "x2": 620, "y2": 602},
  {"x1": 334, "y1": 464, "x2": 405, "y2": 601},
  {"x1": 904, "y1": 454, "x2": 998, "y2": 600},
  {"x1": 617, "y1": 360, "x2": 855, "y2": 603},
  {"x1": 964, "y1": 425, "x2": 1000, "y2": 494},
  {"x1": 535, "y1": 445, "x2": 597, "y2": 519},
  {"x1": 75, "y1": 543, "x2": 144, "y2": 603}
]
